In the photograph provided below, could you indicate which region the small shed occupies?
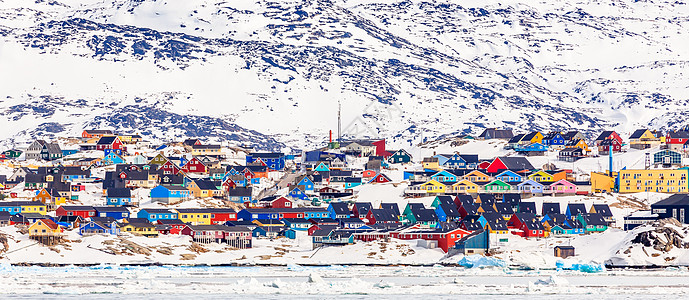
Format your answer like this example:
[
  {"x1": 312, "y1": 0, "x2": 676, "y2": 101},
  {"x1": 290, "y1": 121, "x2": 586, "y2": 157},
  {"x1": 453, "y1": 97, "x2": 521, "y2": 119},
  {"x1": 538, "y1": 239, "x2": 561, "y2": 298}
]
[
  {"x1": 554, "y1": 245, "x2": 575, "y2": 258},
  {"x1": 454, "y1": 229, "x2": 490, "y2": 255}
]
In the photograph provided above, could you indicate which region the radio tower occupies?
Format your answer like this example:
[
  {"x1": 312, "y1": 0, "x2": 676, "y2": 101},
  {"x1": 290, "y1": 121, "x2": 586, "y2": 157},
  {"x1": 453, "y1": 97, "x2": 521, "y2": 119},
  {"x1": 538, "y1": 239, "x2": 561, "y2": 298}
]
[{"x1": 337, "y1": 100, "x2": 341, "y2": 144}]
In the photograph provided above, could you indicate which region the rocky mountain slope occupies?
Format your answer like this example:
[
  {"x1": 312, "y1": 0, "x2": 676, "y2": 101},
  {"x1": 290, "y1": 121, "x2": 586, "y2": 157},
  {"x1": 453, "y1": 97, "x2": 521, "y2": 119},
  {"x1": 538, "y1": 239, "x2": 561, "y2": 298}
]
[{"x1": 0, "y1": 0, "x2": 687, "y2": 149}]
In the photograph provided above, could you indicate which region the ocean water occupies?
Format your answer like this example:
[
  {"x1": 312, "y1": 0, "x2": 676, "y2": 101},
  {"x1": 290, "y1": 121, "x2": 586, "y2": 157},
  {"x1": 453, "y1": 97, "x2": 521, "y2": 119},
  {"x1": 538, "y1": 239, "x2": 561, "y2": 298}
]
[{"x1": 0, "y1": 264, "x2": 687, "y2": 298}]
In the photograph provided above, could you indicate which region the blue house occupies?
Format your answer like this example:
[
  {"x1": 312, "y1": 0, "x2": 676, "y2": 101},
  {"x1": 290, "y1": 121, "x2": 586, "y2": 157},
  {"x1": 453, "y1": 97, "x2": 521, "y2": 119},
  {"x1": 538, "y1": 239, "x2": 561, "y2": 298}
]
[
  {"x1": 150, "y1": 185, "x2": 190, "y2": 204},
  {"x1": 79, "y1": 220, "x2": 118, "y2": 236},
  {"x1": 282, "y1": 218, "x2": 312, "y2": 231},
  {"x1": 302, "y1": 209, "x2": 329, "y2": 219},
  {"x1": 514, "y1": 143, "x2": 548, "y2": 155},
  {"x1": 105, "y1": 188, "x2": 132, "y2": 206},
  {"x1": 246, "y1": 152, "x2": 285, "y2": 170},
  {"x1": 542, "y1": 132, "x2": 566, "y2": 148},
  {"x1": 328, "y1": 202, "x2": 351, "y2": 219},
  {"x1": 430, "y1": 170, "x2": 458, "y2": 183},
  {"x1": 566, "y1": 203, "x2": 587, "y2": 220},
  {"x1": 102, "y1": 152, "x2": 126, "y2": 165},
  {"x1": 495, "y1": 170, "x2": 523, "y2": 183},
  {"x1": 296, "y1": 175, "x2": 315, "y2": 191},
  {"x1": 344, "y1": 177, "x2": 362, "y2": 189},
  {"x1": 61, "y1": 149, "x2": 79, "y2": 156},
  {"x1": 443, "y1": 153, "x2": 479, "y2": 169},
  {"x1": 314, "y1": 162, "x2": 330, "y2": 172},
  {"x1": 0, "y1": 202, "x2": 23, "y2": 215},
  {"x1": 94, "y1": 206, "x2": 130, "y2": 219},
  {"x1": 288, "y1": 187, "x2": 308, "y2": 200},
  {"x1": 137, "y1": 208, "x2": 178, "y2": 222},
  {"x1": 517, "y1": 180, "x2": 545, "y2": 194}
]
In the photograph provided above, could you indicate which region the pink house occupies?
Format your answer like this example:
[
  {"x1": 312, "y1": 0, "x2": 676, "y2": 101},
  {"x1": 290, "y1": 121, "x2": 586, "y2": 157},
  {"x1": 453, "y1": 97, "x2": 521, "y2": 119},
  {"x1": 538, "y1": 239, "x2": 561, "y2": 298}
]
[{"x1": 549, "y1": 179, "x2": 577, "y2": 194}]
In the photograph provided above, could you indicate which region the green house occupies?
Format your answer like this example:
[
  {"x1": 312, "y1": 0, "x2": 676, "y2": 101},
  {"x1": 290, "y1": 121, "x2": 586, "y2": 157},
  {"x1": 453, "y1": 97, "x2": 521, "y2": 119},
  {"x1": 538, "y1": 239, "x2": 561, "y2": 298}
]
[
  {"x1": 483, "y1": 179, "x2": 512, "y2": 193},
  {"x1": 577, "y1": 213, "x2": 608, "y2": 233},
  {"x1": 3, "y1": 149, "x2": 22, "y2": 158},
  {"x1": 388, "y1": 149, "x2": 413, "y2": 164}
]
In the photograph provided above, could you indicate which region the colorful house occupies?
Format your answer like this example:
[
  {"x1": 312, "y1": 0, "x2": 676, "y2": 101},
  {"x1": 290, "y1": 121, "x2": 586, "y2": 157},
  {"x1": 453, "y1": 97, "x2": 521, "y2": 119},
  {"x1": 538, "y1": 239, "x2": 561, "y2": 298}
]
[
  {"x1": 483, "y1": 179, "x2": 512, "y2": 193},
  {"x1": 150, "y1": 185, "x2": 190, "y2": 205},
  {"x1": 549, "y1": 180, "x2": 577, "y2": 194},
  {"x1": 430, "y1": 170, "x2": 458, "y2": 183},
  {"x1": 495, "y1": 170, "x2": 523, "y2": 183},
  {"x1": 387, "y1": 149, "x2": 413, "y2": 164},
  {"x1": 528, "y1": 170, "x2": 554, "y2": 183},
  {"x1": 29, "y1": 219, "x2": 62, "y2": 236},
  {"x1": 175, "y1": 208, "x2": 212, "y2": 225},
  {"x1": 485, "y1": 157, "x2": 534, "y2": 174},
  {"x1": 56, "y1": 206, "x2": 96, "y2": 218},
  {"x1": 449, "y1": 180, "x2": 479, "y2": 194},
  {"x1": 629, "y1": 129, "x2": 661, "y2": 150},
  {"x1": 418, "y1": 180, "x2": 447, "y2": 194},
  {"x1": 618, "y1": 169, "x2": 689, "y2": 194},
  {"x1": 106, "y1": 188, "x2": 133, "y2": 206},
  {"x1": 368, "y1": 173, "x2": 391, "y2": 184}
]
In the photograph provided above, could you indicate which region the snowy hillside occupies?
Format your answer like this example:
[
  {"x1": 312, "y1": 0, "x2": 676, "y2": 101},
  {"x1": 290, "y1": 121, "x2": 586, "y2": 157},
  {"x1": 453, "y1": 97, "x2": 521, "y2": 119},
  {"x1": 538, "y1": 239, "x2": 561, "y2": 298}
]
[{"x1": 0, "y1": 0, "x2": 687, "y2": 149}]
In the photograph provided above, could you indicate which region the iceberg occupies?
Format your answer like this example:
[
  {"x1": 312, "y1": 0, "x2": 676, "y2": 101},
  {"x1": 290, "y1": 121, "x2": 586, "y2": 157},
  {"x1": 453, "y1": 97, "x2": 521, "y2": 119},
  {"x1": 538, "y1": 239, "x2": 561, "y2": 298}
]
[{"x1": 458, "y1": 255, "x2": 507, "y2": 268}]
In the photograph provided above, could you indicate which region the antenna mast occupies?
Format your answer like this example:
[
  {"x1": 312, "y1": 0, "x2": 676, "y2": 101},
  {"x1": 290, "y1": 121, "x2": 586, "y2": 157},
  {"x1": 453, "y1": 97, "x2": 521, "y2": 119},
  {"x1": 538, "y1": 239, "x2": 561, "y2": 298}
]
[{"x1": 338, "y1": 100, "x2": 341, "y2": 144}]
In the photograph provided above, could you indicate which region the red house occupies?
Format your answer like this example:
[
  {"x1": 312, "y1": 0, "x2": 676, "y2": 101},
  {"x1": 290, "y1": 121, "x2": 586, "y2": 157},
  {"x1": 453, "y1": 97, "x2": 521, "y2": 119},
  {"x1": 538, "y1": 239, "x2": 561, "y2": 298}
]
[
  {"x1": 209, "y1": 209, "x2": 238, "y2": 224},
  {"x1": 390, "y1": 225, "x2": 471, "y2": 252},
  {"x1": 270, "y1": 197, "x2": 294, "y2": 209},
  {"x1": 372, "y1": 139, "x2": 391, "y2": 157},
  {"x1": 96, "y1": 136, "x2": 124, "y2": 151},
  {"x1": 597, "y1": 139, "x2": 621, "y2": 155},
  {"x1": 157, "y1": 219, "x2": 187, "y2": 234},
  {"x1": 369, "y1": 173, "x2": 391, "y2": 183},
  {"x1": 181, "y1": 157, "x2": 207, "y2": 173},
  {"x1": 56, "y1": 205, "x2": 96, "y2": 218},
  {"x1": 82, "y1": 130, "x2": 113, "y2": 139},
  {"x1": 594, "y1": 131, "x2": 623, "y2": 146},
  {"x1": 160, "y1": 160, "x2": 182, "y2": 175},
  {"x1": 477, "y1": 161, "x2": 491, "y2": 170},
  {"x1": 513, "y1": 220, "x2": 547, "y2": 238},
  {"x1": 485, "y1": 157, "x2": 534, "y2": 174},
  {"x1": 362, "y1": 170, "x2": 377, "y2": 178}
]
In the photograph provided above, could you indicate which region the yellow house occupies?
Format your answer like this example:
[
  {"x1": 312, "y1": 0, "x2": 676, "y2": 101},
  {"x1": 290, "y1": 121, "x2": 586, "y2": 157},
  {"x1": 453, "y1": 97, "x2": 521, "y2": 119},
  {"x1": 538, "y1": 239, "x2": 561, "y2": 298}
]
[
  {"x1": 422, "y1": 157, "x2": 441, "y2": 170},
  {"x1": 463, "y1": 170, "x2": 491, "y2": 183},
  {"x1": 20, "y1": 201, "x2": 47, "y2": 215},
  {"x1": 528, "y1": 170, "x2": 554, "y2": 183},
  {"x1": 418, "y1": 180, "x2": 446, "y2": 194},
  {"x1": 186, "y1": 180, "x2": 218, "y2": 198},
  {"x1": 149, "y1": 153, "x2": 169, "y2": 165},
  {"x1": 191, "y1": 145, "x2": 222, "y2": 156},
  {"x1": 629, "y1": 129, "x2": 661, "y2": 150},
  {"x1": 33, "y1": 188, "x2": 67, "y2": 208},
  {"x1": 519, "y1": 132, "x2": 544, "y2": 145},
  {"x1": 29, "y1": 219, "x2": 61, "y2": 237},
  {"x1": 591, "y1": 172, "x2": 616, "y2": 192},
  {"x1": 176, "y1": 208, "x2": 212, "y2": 225},
  {"x1": 485, "y1": 222, "x2": 509, "y2": 235},
  {"x1": 119, "y1": 221, "x2": 159, "y2": 237},
  {"x1": 451, "y1": 180, "x2": 479, "y2": 194},
  {"x1": 567, "y1": 139, "x2": 591, "y2": 153},
  {"x1": 618, "y1": 169, "x2": 689, "y2": 194}
]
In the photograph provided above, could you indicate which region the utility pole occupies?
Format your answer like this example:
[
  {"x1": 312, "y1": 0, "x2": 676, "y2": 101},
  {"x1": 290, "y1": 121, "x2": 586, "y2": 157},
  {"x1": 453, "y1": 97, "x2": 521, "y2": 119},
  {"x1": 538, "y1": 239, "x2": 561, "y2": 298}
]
[{"x1": 337, "y1": 100, "x2": 341, "y2": 144}]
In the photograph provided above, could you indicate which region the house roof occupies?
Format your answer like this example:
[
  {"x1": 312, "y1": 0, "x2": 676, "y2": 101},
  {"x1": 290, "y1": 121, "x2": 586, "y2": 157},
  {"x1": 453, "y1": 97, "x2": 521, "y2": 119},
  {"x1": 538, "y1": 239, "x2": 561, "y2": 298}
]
[
  {"x1": 380, "y1": 203, "x2": 400, "y2": 214},
  {"x1": 479, "y1": 128, "x2": 514, "y2": 139},
  {"x1": 107, "y1": 188, "x2": 131, "y2": 198},
  {"x1": 592, "y1": 204, "x2": 613, "y2": 217},
  {"x1": 562, "y1": 131, "x2": 581, "y2": 140},
  {"x1": 595, "y1": 131, "x2": 616, "y2": 141},
  {"x1": 567, "y1": 203, "x2": 588, "y2": 216},
  {"x1": 97, "y1": 136, "x2": 118, "y2": 145},
  {"x1": 580, "y1": 213, "x2": 607, "y2": 226},
  {"x1": 518, "y1": 202, "x2": 537, "y2": 214},
  {"x1": 667, "y1": 131, "x2": 689, "y2": 139},
  {"x1": 329, "y1": 202, "x2": 350, "y2": 215},
  {"x1": 498, "y1": 157, "x2": 534, "y2": 170},
  {"x1": 369, "y1": 209, "x2": 398, "y2": 222},
  {"x1": 59, "y1": 205, "x2": 95, "y2": 211},
  {"x1": 629, "y1": 129, "x2": 648, "y2": 139},
  {"x1": 412, "y1": 209, "x2": 438, "y2": 222},
  {"x1": 482, "y1": 212, "x2": 508, "y2": 230},
  {"x1": 522, "y1": 132, "x2": 540, "y2": 140},
  {"x1": 94, "y1": 206, "x2": 130, "y2": 213},
  {"x1": 508, "y1": 134, "x2": 525, "y2": 143},
  {"x1": 652, "y1": 194, "x2": 689, "y2": 207},
  {"x1": 542, "y1": 203, "x2": 561, "y2": 215},
  {"x1": 439, "y1": 203, "x2": 461, "y2": 218}
]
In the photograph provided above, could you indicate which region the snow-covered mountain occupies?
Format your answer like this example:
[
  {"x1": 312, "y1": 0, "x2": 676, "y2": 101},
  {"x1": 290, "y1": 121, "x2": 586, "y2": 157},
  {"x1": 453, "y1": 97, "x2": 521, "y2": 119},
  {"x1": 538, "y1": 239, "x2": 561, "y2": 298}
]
[{"x1": 0, "y1": 0, "x2": 687, "y2": 149}]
